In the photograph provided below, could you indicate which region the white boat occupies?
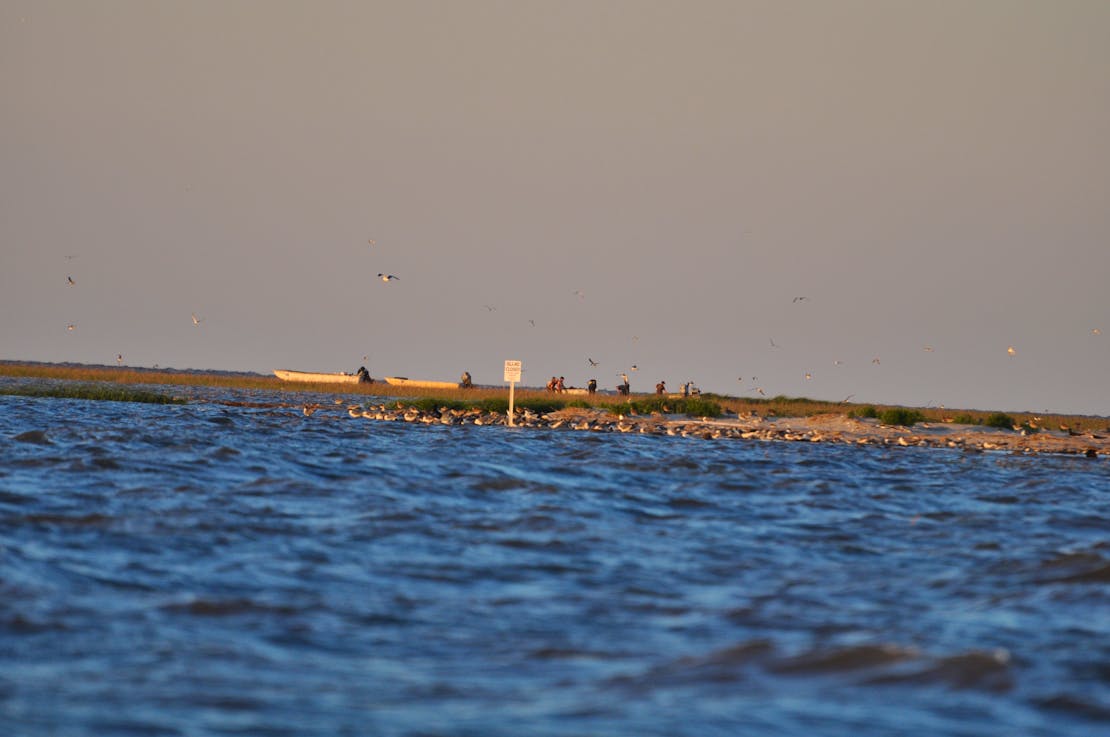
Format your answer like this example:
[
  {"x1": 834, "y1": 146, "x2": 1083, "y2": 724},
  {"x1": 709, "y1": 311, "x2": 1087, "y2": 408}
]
[
  {"x1": 383, "y1": 376, "x2": 461, "y2": 390},
  {"x1": 274, "y1": 369, "x2": 365, "y2": 385}
]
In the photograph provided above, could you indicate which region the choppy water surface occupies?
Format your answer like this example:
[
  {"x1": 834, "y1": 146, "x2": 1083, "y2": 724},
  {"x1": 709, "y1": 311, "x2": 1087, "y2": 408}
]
[{"x1": 1, "y1": 384, "x2": 1107, "y2": 736}]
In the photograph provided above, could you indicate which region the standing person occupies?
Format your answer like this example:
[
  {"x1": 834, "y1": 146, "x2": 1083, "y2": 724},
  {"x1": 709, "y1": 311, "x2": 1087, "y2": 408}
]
[
  {"x1": 547, "y1": 376, "x2": 558, "y2": 392},
  {"x1": 655, "y1": 380, "x2": 666, "y2": 395},
  {"x1": 556, "y1": 376, "x2": 566, "y2": 393},
  {"x1": 356, "y1": 366, "x2": 372, "y2": 384},
  {"x1": 460, "y1": 371, "x2": 473, "y2": 388},
  {"x1": 618, "y1": 372, "x2": 630, "y2": 395},
  {"x1": 587, "y1": 378, "x2": 597, "y2": 394}
]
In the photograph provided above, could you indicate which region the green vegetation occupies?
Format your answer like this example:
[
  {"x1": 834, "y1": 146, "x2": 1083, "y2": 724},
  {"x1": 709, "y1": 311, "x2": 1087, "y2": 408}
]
[
  {"x1": 983, "y1": 412, "x2": 1016, "y2": 430},
  {"x1": 877, "y1": 408, "x2": 925, "y2": 427},
  {"x1": 850, "y1": 405, "x2": 879, "y2": 419},
  {"x1": 0, "y1": 383, "x2": 185, "y2": 404}
]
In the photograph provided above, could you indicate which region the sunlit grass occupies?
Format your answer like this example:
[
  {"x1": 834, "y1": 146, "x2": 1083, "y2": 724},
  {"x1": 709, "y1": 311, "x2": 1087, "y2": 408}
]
[
  {"x1": 2, "y1": 362, "x2": 1106, "y2": 431},
  {"x1": 0, "y1": 383, "x2": 185, "y2": 404}
]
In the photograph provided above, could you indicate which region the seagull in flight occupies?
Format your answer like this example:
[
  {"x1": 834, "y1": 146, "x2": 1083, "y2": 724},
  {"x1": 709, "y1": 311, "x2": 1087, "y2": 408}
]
[
  {"x1": 117, "y1": 354, "x2": 123, "y2": 365},
  {"x1": 792, "y1": 296, "x2": 809, "y2": 303},
  {"x1": 367, "y1": 239, "x2": 376, "y2": 247},
  {"x1": 587, "y1": 357, "x2": 599, "y2": 367},
  {"x1": 630, "y1": 365, "x2": 638, "y2": 371},
  {"x1": 529, "y1": 319, "x2": 535, "y2": 327},
  {"x1": 872, "y1": 357, "x2": 881, "y2": 365},
  {"x1": 1007, "y1": 346, "x2": 1016, "y2": 357},
  {"x1": 769, "y1": 338, "x2": 780, "y2": 349},
  {"x1": 483, "y1": 304, "x2": 496, "y2": 312},
  {"x1": 66, "y1": 276, "x2": 75, "y2": 286},
  {"x1": 66, "y1": 323, "x2": 76, "y2": 331},
  {"x1": 378, "y1": 273, "x2": 399, "y2": 282},
  {"x1": 1092, "y1": 328, "x2": 1101, "y2": 336},
  {"x1": 192, "y1": 313, "x2": 202, "y2": 327},
  {"x1": 573, "y1": 289, "x2": 585, "y2": 299}
]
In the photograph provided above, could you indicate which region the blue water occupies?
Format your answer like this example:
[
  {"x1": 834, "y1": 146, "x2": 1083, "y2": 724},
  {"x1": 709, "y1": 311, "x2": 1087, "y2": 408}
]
[{"x1": 1, "y1": 384, "x2": 1108, "y2": 736}]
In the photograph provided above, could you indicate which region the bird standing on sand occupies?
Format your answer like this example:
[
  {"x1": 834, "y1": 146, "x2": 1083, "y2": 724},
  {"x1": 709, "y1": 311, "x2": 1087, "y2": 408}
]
[{"x1": 378, "y1": 273, "x2": 399, "y2": 282}]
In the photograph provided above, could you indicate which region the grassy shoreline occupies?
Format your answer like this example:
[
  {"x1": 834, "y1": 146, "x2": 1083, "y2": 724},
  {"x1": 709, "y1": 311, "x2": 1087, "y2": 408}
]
[{"x1": 2, "y1": 361, "x2": 1107, "y2": 432}]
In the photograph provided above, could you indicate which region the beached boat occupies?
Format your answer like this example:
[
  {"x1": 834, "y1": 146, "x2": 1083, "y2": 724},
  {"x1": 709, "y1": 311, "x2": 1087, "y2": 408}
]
[
  {"x1": 383, "y1": 376, "x2": 461, "y2": 390},
  {"x1": 274, "y1": 369, "x2": 364, "y2": 385}
]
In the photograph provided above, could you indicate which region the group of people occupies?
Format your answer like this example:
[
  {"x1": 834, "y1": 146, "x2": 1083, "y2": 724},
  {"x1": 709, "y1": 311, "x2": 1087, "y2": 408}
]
[{"x1": 545, "y1": 376, "x2": 600, "y2": 394}]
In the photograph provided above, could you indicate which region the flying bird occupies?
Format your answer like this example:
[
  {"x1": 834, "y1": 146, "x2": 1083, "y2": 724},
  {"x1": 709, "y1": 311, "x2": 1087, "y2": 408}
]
[
  {"x1": 805, "y1": 372, "x2": 812, "y2": 380},
  {"x1": 630, "y1": 365, "x2": 638, "y2": 371},
  {"x1": 483, "y1": 304, "x2": 496, "y2": 312},
  {"x1": 66, "y1": 323, "x2": 76, "y2": 331},
  {"x1": 529, "y1": 319, "x2": 535, "y2": 327},
  {"x1": 117, "y1": 354, "x2": 122, "y2": 365},
  {"x1": 191, "y1": 313, "x2": 202, "y2": 326},
  {"x1": 1093, "y1": 328, "x2": 1102, "y2": 336},
  {"x1": 792, "y1": 296, "x2": 809, "y2": 303},
  {"x1": 573, "y1": 289, "x2": 585, "y2": 299},
  {"x1": 66, "y1": 276, "x2": 75, "y2": 286},
  {"x1": 1007, "y1": 346, "x2": 1016, "y2": 357},
  {"x1": 587, "y1": 358, "x2": 599, "y2": 367},
  {"x1": 769, "y1": 338, "x2": 780, "y2": 349},
  {"x1": 923, "y1": 346, "x2": 934, "y2": 352},
  {"x1": 378, "y1": 273, "x2": 399, "y2": 282},
  {"x1": 367, "y1": 239, "x2": 376, "y2": 247},
  {"x1": 872, "y1": 357, "x2": 881, "y2": 365}
]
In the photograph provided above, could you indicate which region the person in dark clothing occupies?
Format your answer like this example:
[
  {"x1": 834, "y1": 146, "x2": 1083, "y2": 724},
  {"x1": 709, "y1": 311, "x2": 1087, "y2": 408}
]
[
  {"x1": 587, "y1": 379, "x2": 597, "y2": 394},
  {"x1": 460, "y1": 371, "x2": 473, "y2": 388},
  {"x1": 655, "y1": 381, "x2": 666, "y2": 395},
  {"x1": 356, "y1": 366, "x2": 373, "y2": 384}
]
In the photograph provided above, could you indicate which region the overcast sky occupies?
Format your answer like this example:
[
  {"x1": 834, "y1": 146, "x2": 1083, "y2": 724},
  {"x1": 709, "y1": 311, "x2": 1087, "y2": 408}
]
[{"x1": 3, "y1": 1, "x2": 1108, "y2": 415}]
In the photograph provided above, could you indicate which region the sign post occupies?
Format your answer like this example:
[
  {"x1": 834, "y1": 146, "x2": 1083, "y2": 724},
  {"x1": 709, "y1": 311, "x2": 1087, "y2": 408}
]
[{"x1": 503, "y1": 360, "x2": 522, "y2": 426}]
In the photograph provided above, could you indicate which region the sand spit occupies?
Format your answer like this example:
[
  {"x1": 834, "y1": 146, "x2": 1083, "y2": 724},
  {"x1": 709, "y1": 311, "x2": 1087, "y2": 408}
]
[{"x1": 330, "y1": 405, "x2": 1109, "y2": 458}]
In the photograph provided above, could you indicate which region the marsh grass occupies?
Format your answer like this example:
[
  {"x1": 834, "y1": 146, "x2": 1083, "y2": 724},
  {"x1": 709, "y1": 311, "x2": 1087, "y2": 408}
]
[
  {"x1": 0, "y1": 383, "x2": 185, "y2": 404},
  {"x1": 2, "y1": 363, "x2": 1106, "y2": 431}
]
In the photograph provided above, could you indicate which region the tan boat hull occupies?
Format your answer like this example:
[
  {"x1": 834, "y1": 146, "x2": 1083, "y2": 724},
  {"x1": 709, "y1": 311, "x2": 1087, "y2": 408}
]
[
  {"x1": 383, "y1": 376, "x2": 460, "y2": 390},
  {"x1": 274, "y1": 369, "x2": 362, "y2": 385}
]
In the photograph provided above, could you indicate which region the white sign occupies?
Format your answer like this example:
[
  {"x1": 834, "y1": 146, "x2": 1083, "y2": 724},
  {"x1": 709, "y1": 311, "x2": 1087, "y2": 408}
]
[{"x1": 503, "y1": 360, "x2": 522, "y2": 383}]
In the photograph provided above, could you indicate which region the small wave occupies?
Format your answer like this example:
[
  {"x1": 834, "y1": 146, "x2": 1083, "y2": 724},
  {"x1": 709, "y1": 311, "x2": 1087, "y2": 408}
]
[
  {"x1": 161, "y1": 597, "x2": 305, "y2": 617},
  {"x1": 12, "y1": 429, "x2": 51, "y2": 445},
  {"x1": 1034, "y1": 693, "x2": 1110, "y2": 722},
  {"x1": 606, "y1": 639, "x2": 775, "y2": 691},
  {"x1": 23, "y1": 512, "x2": 115, "y2": 527},
  {"x1": 864, "y1": 648, "x2": 1014, "y2": 692},
  {"x1": 769, "y1": 643, "x2": 918, "y2": 675},
  {"x1": 1033, "y1": 551, "x2": 1110, "y2": 585}
]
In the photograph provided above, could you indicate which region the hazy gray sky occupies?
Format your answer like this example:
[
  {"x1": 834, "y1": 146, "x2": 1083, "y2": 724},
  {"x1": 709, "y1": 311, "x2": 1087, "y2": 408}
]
[{"x1": 3, "y1": 1, "x2": 1108, "y2": 415}]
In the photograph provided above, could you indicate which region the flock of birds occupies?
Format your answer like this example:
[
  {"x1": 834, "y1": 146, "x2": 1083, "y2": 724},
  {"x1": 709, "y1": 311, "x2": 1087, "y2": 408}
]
[
  {"x1": 55, "y1": 242, "x2": 1104, "y2": 403},
  {"x1": 61, "y1": 254, "x2": 206, "y2": 366}
]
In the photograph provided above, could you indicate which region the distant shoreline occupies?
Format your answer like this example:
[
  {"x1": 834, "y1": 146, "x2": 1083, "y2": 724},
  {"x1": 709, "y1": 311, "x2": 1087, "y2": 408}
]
[{"x1": 2, "y1": 360, "x2": 1108, "y2": 456}]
